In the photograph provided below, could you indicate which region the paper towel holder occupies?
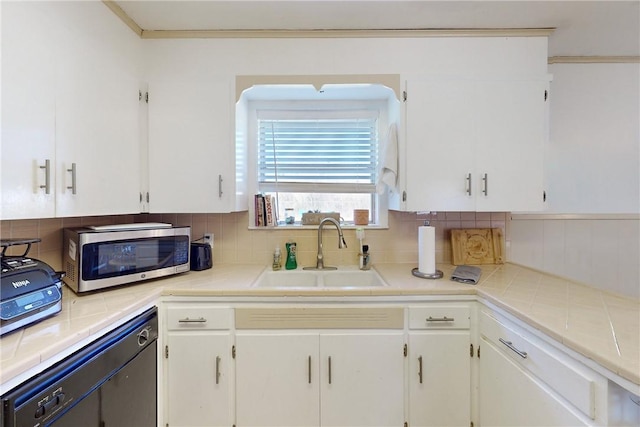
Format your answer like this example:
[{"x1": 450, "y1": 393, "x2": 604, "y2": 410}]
[
  {"x1": 411, "y1": 267, "x2": 444, "y2": 280},
  {"x1": 412, "y1": 219, "x2": 443, "y2": 279}
]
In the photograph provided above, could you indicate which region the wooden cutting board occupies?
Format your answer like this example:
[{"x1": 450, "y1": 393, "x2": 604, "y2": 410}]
[{"x1": 451, "y1": 228, "x2": 504, "y2": 265}]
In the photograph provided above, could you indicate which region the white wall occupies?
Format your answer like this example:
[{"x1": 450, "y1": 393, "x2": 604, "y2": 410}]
[
  {"x1": 510, "y1": 62, "x2": 640, "y2": 298},
  {"x1": 545, "y1": 63, "x2": 640, "y2": 214},
  {"x1": 142, "y1": 37, "x2": 548, "y2": 80},
  {"x1": 510, "y1": 216, "x2": 640, "y2": 298}
]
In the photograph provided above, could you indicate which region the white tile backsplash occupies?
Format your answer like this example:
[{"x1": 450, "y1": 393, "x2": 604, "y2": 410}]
[
  {"x1": 542, "y1": 220, "x2": 565, "y2": 277},
  {"x1": 510, "y1": 217, "x2": 640, "y2": 299},
  {"x1": 590, "y1": 220, "x2": 619, "y2": 293},
  {"x1": 617, "y1": 220, "x2": 640, "y2": 297},
  {"x1": 509, "y1": 219, "x2": 544, "y2": 270},
  {"x1": 564, "y1": 220, "x2": 593, "y2": 285}
]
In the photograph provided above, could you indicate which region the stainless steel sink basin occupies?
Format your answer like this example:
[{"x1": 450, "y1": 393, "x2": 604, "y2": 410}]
[{"x1": 252, "y1": 268, "x2": 388, "y2": 288}]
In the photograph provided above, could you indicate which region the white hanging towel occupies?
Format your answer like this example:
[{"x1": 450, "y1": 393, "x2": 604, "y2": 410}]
[{"x1": 377, "y1": 123, "x2": 399, "y2": 194}]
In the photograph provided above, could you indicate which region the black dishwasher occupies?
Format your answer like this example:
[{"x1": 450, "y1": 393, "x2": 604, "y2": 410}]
[{"x1": 1, "y1": 307, "x2": 157, "y2": 427}]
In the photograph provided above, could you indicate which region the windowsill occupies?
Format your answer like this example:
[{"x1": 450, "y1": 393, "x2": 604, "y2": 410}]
[{"x1": 248, "y1": 224, "x2": 389, "y2": 230}]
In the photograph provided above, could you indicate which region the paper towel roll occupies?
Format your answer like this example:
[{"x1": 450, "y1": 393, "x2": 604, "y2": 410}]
[{"x1": 418, "y1": 226, "x2": 436, "y2": 274}]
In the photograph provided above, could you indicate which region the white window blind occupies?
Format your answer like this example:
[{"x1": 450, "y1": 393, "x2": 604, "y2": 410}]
[{"x1": 257, "y1": 110, "x2": 378, "y2": 193}]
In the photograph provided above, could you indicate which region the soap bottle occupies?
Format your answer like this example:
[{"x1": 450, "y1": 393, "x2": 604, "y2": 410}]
[
  {"x1": 272, "y1": 247, "x2": 282, "y2": 271},
  {"x1": 285, "y1": 241, "x2": 297, "y2": 270}
]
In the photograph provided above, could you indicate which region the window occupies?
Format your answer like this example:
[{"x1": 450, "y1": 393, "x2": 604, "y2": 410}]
[{"x1": 243, "y1": 84, "x2": 397, "y2": 227}]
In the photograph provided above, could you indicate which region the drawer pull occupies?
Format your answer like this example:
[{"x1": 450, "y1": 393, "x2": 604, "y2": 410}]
[
  {"x1": 178, "y1": 317, "x2": 207, "y2": 323},
  {"x1": 499, "y1": 338, "x2": 528, "y2": 359},
  {"x1": 215, "y1": 356, "x2": 221, "y2": 384},
  {"x1": 426, "y1": 316, "x2": 455, "y2": 322}
]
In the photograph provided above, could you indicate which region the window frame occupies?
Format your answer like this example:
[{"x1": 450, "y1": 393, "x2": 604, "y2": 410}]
[{"x1": 246, "y1": 98, "x2": 391, "y2": 228}]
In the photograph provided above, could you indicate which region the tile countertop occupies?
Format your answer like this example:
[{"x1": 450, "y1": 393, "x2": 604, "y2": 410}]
[{"x1": 1, "y1": 262, "x2": 638, "y2": 395}]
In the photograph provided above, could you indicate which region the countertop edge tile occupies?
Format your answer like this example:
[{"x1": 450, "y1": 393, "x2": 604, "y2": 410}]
[{"x1": 1, "y1": 262, "x2": 638, "y2": 394}]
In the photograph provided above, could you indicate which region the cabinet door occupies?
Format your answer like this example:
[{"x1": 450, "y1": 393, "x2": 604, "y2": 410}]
[
  {"x1": 148, "y1": 77, "x2": 234, "y2": 213},
  {"x1": 1, "y1": 2, "x2": 56, "y2": 219},
  {"x1": 54, "y1": 35, "x2": 141, "y2": 217},
  {"x1": 165, "y1": 332, "x2": 233, "y2": 427},
  {"x1": 403, "y1": 78, "x2": 476, "y2": 211},
  {"x1": 319, "y1": 333, "x2": 405, "y2": 427},
  {"x1": 236, "y1": 333, "x2": 320, "y2": 427},
  {"x1": 479, "y1": 337, "x2": 588, "y2": 427},
  {"x1": 474, "y1": 80, "x2": 547, "y2": 212},
  {"x1": 409, "y1": 331, "x2": 471, "y2": 427}
]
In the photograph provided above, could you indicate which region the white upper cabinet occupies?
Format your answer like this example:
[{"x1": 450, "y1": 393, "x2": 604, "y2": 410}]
[
  {"x1": 474, "y1": 80, "x2": 548, "y2": 212},
  {"x1": 403, "y1": 78, "x2": 477, "y2": 212},
  {"x1": 54, "y1": 29, "x2": 141, "y2": 217},
  {"x1": 1, "y1": 2, "x2": 142, "y2": 219},
  {"x1": 1, "y1": 3, "x2": 57, "y2": 219},
  {"x1": 401, "y1": 76, "x2": 549, "y2": 212},
  {"x1": 147, "y1": 76, "x2": 237, "y2": 213}
]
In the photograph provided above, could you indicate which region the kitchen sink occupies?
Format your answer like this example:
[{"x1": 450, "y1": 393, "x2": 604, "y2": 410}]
[
  {"x1": 252, "y1": 268, "x2": 388, "y2": 288},
  {"x1": 320, "y1": 269, "x2": 387, "y2": 287},
  {"x1": 252, "y1": 270, "x2": 320, "y2": 287}
]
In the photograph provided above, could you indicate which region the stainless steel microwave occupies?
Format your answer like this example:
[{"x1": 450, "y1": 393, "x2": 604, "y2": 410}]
[{"x1": 63, "y1": 223, "x2": 190, "y2": 293}]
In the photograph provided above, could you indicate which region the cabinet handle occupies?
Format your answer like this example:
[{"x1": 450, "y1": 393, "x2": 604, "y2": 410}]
[
  {"x1": 39, "y1": 159, "x2": 51, "y2": 194},
  {"x1": 308, "y1": 356, "x2": 312, "y2": 384},
  {"x1": 426, "y1": 316, "x2": 455, "y2": 322},
  {"x1": 499, "y1": 338, "x2": 528, "y2": 359},
  {"x1": 218, "y1": 174, "x2": 223, "y2": 198},
  {"x1": 465, "y1": 173, "x2": 472, "y2": 196},
  {"x1": 215, "y1": 356, "x2": 221, "y2": 384},
  {"x1": 328, "y1": 356, "x2": 332, "y2": 384},
  {"x1": 67, "y1": 163, "x2": 77, "y2": 194},
  {"x1": 482, "y1": 173, "x2": 488, "y2": 196},
  {"x1": 178, "y1": 317, "x2": 207, "y2": 323},
  {"x1": 418, "y1": 356, "x2": 423, "y2": 384}
]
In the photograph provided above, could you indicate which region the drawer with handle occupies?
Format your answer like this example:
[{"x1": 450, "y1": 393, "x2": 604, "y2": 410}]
[
  {"x1": 479, "y1": 309, "x2": 599, "y2": 419},
  {"x1": 166, "y1": 305, "x2": 232, "y2": 330},
  {"x1": 408, "y1": 305, "x2": 471, "y2": 329}
]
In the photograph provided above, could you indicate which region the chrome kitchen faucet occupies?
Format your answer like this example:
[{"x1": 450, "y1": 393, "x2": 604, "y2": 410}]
[{"x1": 304, "y1": 217, "x2": 347, "y2": 270}]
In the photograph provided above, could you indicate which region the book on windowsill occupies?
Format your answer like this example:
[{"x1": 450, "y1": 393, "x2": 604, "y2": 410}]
[
  {"x1": 255, "y1": 194, "x2": 265, "y2": 226},
  {"x1": 265, "y1": 195, "x2": 276, "y2": 227}
]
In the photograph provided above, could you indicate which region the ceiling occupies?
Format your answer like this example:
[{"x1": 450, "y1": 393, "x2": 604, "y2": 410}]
[{"x1": 113, "y1": 1, "x2": 640, "y2": 57}]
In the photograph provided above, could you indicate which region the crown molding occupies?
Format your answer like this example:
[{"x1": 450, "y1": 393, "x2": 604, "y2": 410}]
[
  {"x1": 139, "y1": 28, "x2": 555, "y2": 39},
  {"x1": 103, "y1": 0, "x2": 143, "y2": 37},
  {"x1": 549, "y1": 56, "x2": 640, "y2": 64},
  {"x1": 103, "y1": 3, "x2": 637, "y2": 62}
]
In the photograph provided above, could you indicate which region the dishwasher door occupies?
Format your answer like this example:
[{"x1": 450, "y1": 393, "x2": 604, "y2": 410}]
[{"x1": 1, "y1": 307, "x2": 158, "y2": 427}]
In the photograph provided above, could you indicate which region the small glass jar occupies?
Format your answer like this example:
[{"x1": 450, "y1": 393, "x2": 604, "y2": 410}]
[{"x1": 285, "y1": 208, "x2": 295, "y2": 225}]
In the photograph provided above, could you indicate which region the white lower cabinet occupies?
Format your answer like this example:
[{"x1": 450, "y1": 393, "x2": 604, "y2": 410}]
[
  {"x1": 408, "y1": 305, "x2": 472, "y2": 427},
  {"x1": 235, "y1": 331, "x2": 405, "y2": 427},
  {"x1": 163, "y1": 305, "x2": 234, "y2": 427},
  {"x1": 235, "y1": 333, "x2": 319, "y2": 427},
  {"x1": 319, "y1": 333, "x2": 405, "y2": 427},
  {"x1": 478, "y1": 307, "x2": 608, "y2": 427},
  {"x1": 479, "y1": 337, "x2": 588, "y2": 427},
  {"x1": 161, "y1": 299, "x2": 624, "y2": 427}
]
